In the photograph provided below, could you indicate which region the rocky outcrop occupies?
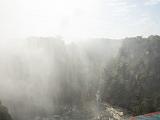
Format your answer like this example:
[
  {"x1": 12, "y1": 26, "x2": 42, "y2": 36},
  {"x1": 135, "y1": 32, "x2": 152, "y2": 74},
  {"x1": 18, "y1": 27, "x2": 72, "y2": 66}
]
[{"x1": 0, "y1": 101, "x2": 12, "y2": 120}]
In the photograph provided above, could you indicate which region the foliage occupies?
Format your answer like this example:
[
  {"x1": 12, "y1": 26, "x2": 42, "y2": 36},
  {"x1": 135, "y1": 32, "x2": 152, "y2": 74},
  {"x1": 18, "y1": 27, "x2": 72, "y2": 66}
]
[{"x1": 102, "y1": 35, "x2": 160, "y2": 115}]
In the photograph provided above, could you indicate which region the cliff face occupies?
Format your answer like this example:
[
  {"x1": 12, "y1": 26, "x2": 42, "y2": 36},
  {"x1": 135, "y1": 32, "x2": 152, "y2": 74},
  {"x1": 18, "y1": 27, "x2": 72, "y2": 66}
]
[{"x1": 102, "y1": 35, "x2": 160, "y2": 115}]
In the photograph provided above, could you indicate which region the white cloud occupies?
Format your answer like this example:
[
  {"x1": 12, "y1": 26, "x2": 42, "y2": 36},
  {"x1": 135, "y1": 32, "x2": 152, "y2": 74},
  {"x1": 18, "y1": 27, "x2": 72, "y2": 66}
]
[
  {"x1": 104, "y1": 0, "x2": 136, "y2": 17},
  {"x1": 144, "y1": 0, "x2": 160, "y2": 5}
]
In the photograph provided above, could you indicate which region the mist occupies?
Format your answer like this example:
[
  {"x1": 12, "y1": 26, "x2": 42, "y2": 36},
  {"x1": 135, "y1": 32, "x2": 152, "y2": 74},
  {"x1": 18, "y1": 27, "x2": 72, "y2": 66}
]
[
  {"x1": 0, "y1": 37, "x2": 121, "y2": 120},
  {"x1": 1, "y1": 0, "x2": 160, "y2": 119},
  {"x1": 1, "y1": 36, "x2": 160, "y2": 120}
]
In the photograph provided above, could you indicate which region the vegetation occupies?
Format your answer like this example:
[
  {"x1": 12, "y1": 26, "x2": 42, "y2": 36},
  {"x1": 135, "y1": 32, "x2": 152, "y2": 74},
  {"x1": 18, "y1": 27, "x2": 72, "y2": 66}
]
[
  {"x1": 102, "y1": 35, "x2": 160, "y2": 115},
  {"x1": 1, "y1": 36, "x2": 160, "y2": 119}
]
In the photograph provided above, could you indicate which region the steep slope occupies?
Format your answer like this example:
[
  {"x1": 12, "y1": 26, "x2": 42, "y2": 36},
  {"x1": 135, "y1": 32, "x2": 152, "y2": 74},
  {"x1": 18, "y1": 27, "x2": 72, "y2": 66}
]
[{"x1": 102, "y1": 35, "x2": 160, "y2": 115}]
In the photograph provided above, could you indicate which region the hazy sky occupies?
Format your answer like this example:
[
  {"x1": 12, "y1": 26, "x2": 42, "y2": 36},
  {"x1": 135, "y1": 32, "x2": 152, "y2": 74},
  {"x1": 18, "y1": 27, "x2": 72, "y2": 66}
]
[{"x1": 0, "y1": 0, "x2": 160, "y2": 40}]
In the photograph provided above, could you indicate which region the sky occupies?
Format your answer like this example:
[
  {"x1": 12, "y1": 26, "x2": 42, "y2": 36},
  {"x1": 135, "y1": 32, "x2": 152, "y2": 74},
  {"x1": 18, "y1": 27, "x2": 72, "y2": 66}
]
[{"x1": 0, "y1": 0, "x2": 160, "y2": 41}]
